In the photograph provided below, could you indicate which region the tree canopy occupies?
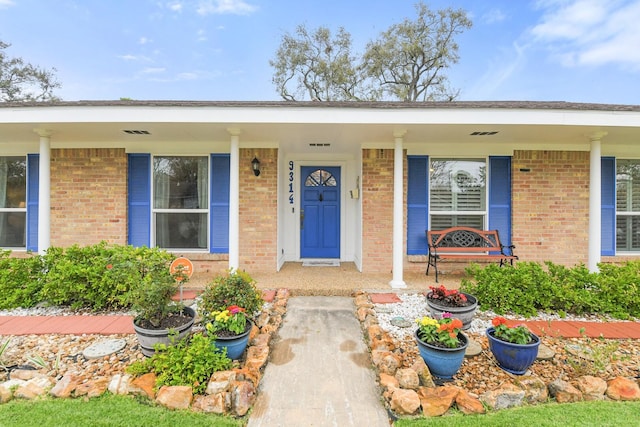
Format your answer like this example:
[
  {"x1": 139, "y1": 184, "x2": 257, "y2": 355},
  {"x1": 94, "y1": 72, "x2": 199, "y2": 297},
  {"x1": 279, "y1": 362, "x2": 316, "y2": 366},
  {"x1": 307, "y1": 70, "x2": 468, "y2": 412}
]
[
  {"x1": 270, "y1": 2, "x2": 472, "y2": 102},
  {"x1": 0, "y1": 41, "x2": 61, "y2": 102}
]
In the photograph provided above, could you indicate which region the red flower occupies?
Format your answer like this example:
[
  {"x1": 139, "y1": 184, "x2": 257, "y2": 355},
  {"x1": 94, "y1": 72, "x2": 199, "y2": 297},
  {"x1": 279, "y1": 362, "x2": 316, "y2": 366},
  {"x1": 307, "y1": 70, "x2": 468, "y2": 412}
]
[
  {"x1": 227, "y1": 305, "x2": 245, "y2": 314},
  {"x1": 492, "y1": 316, "x2": 507, "y2": 327},
  {"x1": 106, "y1": 264, "x2": 113, "y2": 270}
]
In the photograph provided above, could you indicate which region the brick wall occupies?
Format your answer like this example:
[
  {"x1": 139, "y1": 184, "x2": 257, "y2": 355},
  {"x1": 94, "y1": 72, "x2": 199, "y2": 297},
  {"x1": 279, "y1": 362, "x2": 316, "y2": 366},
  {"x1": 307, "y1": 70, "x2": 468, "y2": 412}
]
[
  {"x1": 512, "y1": 150, "x2": 590, "y2": 266},
  {"x1": 50, "y1": 148, "x2": 128, "y2": 247},
  {"x1": 362, "y1": 148, "x2": 397, "y2": 273},
  {"x1": 238, "y1": 148, "x2": 278, "y2": 272}
]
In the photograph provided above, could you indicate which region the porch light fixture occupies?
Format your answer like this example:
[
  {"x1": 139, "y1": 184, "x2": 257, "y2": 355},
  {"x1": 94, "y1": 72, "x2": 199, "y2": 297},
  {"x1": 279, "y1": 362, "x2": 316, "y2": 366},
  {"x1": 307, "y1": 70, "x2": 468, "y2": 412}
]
[{"x1": 251, "y1": 156, "x2": 261, "y2": 176}]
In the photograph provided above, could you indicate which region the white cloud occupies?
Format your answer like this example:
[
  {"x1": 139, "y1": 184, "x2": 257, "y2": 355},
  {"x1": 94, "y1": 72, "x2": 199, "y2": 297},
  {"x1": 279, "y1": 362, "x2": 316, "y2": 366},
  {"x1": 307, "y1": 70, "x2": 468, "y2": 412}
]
[
  {"x1": 530, "y1": 0, "x2": 640, "y2": 69},
  {"x1": 482, "y1": 8, "x2": 507, "y2": 24},
  {"x1": 139, "y1": 37, "x2": 152, "y2": 45},
  {"x1": 118, "y1": 54, "x2": 151, "y2": 62},
  {"x1": 0, "y1": 0, "x2": 14, "y2": 9},
  {"x1": 168, "y1": 1, "x2": 183, "y2": 12},
  {"x1": 196, "y1": 0, "x2": 258, "y2": 16}
]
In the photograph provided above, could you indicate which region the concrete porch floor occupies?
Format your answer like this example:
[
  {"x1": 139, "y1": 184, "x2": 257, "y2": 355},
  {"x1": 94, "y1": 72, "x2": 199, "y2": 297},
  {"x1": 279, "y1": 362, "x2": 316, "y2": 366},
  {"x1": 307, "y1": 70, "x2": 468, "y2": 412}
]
[{"x1": 247, "y1": 262, "x2": 463, "y2": 296}]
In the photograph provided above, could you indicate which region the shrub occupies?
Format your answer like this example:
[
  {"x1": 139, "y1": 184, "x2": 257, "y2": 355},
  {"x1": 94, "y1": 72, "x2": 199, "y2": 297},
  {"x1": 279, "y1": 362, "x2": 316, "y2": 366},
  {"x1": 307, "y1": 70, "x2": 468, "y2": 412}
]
[
  {"x1": 460, "y1": 260, "x2": 640, "y2": 319},
  {"x1": 126, "y1": 332, "x2": 231, "y2": 394},
  {"x1": 199, "y1": 270, "x2": 264, "y2": 320},
  {"x1": 0, "y1": 250, "x2": 45, "y2": 309},
  {"x1": 40, "y1": 242, "x2": 176, "y2": 311}
]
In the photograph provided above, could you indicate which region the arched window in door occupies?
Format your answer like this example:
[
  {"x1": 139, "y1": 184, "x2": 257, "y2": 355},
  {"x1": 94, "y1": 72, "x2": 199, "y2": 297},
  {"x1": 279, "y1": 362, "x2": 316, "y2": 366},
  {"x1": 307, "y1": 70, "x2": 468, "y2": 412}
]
[{"x1": 304, "y1": 169, "x2": 337, "y2": 187}]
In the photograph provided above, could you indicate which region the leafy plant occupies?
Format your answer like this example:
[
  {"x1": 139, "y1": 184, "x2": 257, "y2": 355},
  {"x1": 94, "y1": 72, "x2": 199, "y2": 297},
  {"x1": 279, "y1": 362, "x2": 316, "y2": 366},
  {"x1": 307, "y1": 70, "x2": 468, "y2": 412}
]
[
  {"x1": 565, "y1": 335, "x2": 622, "y2": 376},
  {"x1": 415, "y1": 313, "x2": 464, "y2": 349},
  {"x1": 490, "y1": 316, "x2": 533, "y2": 344},
  {"x1": 205, "y1": 305, "x2": 248, "y2": 336},
  {"x1": 427, "y1": 285, "x2": 470, "y2": 307},
  {"x1": 199, "y1": 270, "x2": 264, "y2": 318},
  {"x1": 0, "y1": 250, "x2": 45, "y2": 309},
  {"x1": 460, "y1": 260, "x2": 640, "y2": 319},
  {"x1": 0, "y1": 338, "x2": 11, "y2": 371},
  {"x1": 126, "y1": 332, "x2": 232, "y2": 394}
]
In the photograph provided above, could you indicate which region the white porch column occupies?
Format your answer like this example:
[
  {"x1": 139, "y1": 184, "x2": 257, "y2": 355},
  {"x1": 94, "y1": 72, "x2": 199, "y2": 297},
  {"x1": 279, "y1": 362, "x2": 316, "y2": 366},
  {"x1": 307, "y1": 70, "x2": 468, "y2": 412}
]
[
  {"x1": 228, "y1": 129, "x2": 241, "y2": 270},
  {"x1": 588, "y1": 132, "x2": 607, "y2": 273},
  {"x1": 389, "y1": 131, "x2": 407, "y2": 289},
  {"x1": 35, "y1": 129, "x2": 51, "y2": 254}
]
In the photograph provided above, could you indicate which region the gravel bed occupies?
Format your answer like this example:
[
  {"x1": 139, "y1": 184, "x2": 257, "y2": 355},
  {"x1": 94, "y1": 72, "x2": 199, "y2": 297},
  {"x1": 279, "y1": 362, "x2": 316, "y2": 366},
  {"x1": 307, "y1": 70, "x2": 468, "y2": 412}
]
[{"x1": 373, "y1": 293, "x2": 640, "y2": 396}]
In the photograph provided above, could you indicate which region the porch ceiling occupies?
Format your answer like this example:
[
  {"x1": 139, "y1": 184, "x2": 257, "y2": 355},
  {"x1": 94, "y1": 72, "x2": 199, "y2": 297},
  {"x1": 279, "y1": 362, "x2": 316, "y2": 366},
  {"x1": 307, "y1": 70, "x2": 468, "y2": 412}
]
[{"x1": 1, "y1": 101, "x2": 640, "y2": 154}]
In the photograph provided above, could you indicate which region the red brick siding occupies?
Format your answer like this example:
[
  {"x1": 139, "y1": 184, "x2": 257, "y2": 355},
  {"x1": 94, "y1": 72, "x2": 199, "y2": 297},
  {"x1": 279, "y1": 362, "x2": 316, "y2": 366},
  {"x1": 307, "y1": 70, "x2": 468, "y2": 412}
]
[
  {"x1": 50, "y1": 148, "x2": 127, "y2": 247},
  {"x1": 238, "y1": 148, "x2": 278, "y2": 272},
  {"x1": 362, "y1": 149, "x2": 399, "y2": 273},
  {"x1": 512, "y1": 150, "x2": 590, "y2": 266}
]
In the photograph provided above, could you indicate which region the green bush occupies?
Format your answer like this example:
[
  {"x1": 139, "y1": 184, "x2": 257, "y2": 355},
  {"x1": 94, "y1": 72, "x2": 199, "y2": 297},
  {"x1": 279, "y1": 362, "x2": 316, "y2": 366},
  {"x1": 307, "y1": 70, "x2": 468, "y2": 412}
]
[
  {"x1": 460, "y1": 260, "x2": 640, "y2": 319},
  {"x1": 0, "y1": 250, "x2": 45, "y2": 309},
  {"x1": 126, "y1": 332, "x2": 232, "y2": 394},
  {"x1": 199, "y1": 270, "x2": 264, "y2": 320},
  {"x1": 39, "y1": 242, "x2": 175, "y2": 311}
]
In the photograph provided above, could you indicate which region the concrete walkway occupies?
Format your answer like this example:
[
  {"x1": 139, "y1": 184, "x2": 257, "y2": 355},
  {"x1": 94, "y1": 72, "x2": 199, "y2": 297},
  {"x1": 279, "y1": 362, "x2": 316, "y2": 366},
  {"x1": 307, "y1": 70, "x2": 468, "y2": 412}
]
[{"x1": 247, "y1": 296, "x2": 391, "y2": 427}]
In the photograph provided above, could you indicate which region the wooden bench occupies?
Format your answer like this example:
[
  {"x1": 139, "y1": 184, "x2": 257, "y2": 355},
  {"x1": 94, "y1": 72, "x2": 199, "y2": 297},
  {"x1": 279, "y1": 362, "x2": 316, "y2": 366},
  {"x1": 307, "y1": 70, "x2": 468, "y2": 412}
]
[{"x1": 426, "y1": 226, "x2": 518, "y2": 282}]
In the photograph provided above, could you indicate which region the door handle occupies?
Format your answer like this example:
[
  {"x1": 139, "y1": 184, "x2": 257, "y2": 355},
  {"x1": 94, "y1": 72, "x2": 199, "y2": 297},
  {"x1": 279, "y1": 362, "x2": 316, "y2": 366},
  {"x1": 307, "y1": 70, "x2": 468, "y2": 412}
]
[{"x1": 300, "y1": 208, "x2": 304, "y2": 229}]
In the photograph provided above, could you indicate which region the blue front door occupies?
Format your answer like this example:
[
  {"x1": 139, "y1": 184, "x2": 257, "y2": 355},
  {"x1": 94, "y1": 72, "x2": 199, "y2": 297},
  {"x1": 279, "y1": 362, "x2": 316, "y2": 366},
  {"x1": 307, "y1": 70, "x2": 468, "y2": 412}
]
[{"x1": 300, "y1": 166, "x2": 340, "y2": 258}]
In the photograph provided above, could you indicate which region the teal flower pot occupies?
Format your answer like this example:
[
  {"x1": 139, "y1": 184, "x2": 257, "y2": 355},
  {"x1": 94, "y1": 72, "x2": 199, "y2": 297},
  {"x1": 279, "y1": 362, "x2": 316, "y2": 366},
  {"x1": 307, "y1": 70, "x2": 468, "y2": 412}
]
[
  {"x1": 486, "y1": 327, "x2": 540, "y2": 375},
  {"x1": 214, "y1": 324, "x2": 251, "y2": 360},
  {"x1": 414, "y1": 330, "x2": 469, "y2": 380}
]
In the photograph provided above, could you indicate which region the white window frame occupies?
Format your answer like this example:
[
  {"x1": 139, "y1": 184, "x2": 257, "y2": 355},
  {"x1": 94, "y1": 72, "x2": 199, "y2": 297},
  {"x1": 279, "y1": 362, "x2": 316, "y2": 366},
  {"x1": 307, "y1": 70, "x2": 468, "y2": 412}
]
[
  {"x1": 0, "y1": 156, "x2": 27, "y2": 249},
  {"x1": 616, "y1": 158, "x2": 640, "y2": 252},
  {"x1": 428, "y1": 157, "x2": 487, "y2": 230},
  {"x1": 151, "y1": 155, "x2": 210, "y2": 252}
]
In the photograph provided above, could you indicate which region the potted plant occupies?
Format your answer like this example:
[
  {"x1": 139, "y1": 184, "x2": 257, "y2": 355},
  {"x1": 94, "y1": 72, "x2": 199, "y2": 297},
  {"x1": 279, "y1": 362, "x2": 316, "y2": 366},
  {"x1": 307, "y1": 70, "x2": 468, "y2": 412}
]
[
  {"x1": 204, "y1": 305, "x2": 252, "y2": 359},
  {"x1": 124, "y1": 249, "x2": 195, "y2": 357},
  {"x1": 486, "y1": 316, "x2": 540, "y2": 375},
  {"x1": 426, "y1": 285, "x2": 478, "y2": 330},
  {"x1": 198, "y1": 270, "x2": 264, "y2": 360},
  {"x1": 414, "y1": 313, "x2": 469, "y2": 380}
]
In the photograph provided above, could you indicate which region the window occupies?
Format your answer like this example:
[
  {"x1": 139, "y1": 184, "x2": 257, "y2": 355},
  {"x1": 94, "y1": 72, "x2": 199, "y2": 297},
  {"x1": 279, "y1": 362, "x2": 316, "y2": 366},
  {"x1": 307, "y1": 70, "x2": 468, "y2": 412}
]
[
  {"x1": 153, "y1": 156, "x2": 208, "y2": 250},
  {"x1": 0, "y1": 157, "x2": 26, "y2": 248},
  {"x1": 616, "y1": 159, "x2": 640, "y2": 251},
  {"x1": 430, "y1": 158, "x2": 486, "y2": 229}
]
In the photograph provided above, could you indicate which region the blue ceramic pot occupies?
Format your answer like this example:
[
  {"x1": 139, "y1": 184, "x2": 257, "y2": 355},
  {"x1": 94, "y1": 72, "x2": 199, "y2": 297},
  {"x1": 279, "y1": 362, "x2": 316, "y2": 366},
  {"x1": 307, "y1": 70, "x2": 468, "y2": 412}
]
[
  {"x1": 414, "y1": 329, "x2": 469, "y2": 380},
  {"x1": 486, "y1": 327, "x2": 540, "y2": 375},
  {"x1": 214, "y1": 324, "x2": 251, "y2": 360}
]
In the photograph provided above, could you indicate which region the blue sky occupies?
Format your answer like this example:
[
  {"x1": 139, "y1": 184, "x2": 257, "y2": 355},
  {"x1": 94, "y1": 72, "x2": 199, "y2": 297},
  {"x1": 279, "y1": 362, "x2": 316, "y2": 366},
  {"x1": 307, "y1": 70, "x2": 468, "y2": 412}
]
[{"x1": 1, "y1": 0, "x2": 639, "y2": 104}]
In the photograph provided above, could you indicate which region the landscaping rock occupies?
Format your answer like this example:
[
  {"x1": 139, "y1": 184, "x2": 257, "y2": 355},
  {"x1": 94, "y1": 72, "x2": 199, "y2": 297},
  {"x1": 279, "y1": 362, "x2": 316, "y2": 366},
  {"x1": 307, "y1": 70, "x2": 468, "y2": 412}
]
[
  {"x1": 129, "y1": 373, "x2": 156, "y2": 399},
  {"x1": 156, "y1": 385, "x2": 193, "y2": 410},
  {"x1": 480, "y1": 382, "x2": 525, "y2": 409},
  {"x1": 548, "y1": 378, "x2": 583, "y2": 403},
  {"x1": 206, "y1": 370, "x2": 236, "y2": 395},
  {"x1": 50, "y1": 373, "x2": 79, "y2": 398},
  {"x1": 606, "y1": 376, "x2": 640, "y2": 401},
  {"x1": 576, "y1": 375, "x2": 607, "y2": 401},
  {"x1": 456, "y1": 389, "x2": 485, "y2": 414},
  {"x1": 516, "y1": 377, "x2": 548, "y2": 403},
  {"x1": 230, "y1": 380, "x2": 255, "y2": 417},
  {"x1": 418, "y1": 384, "x2": 459, "y2": 417},
  {"x1": 390, "y1": 388, "x2": 421, "y2": 415},
  {"x1": 395, "y1": 368, "x2": 419, "y2": 390}
]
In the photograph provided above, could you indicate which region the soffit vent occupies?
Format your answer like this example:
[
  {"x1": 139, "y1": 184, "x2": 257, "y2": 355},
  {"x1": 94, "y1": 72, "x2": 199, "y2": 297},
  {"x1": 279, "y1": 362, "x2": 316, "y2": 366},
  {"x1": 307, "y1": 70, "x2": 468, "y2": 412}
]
[
  {"x1": 309, "y1": 143, "x2": 331, "y2": 147},
  {"x1": 470, "y1": 131, "x2": 498, "y2": 136},
  {"x1": 123, "y1": 130, "x2": 151, "y2": 135}
]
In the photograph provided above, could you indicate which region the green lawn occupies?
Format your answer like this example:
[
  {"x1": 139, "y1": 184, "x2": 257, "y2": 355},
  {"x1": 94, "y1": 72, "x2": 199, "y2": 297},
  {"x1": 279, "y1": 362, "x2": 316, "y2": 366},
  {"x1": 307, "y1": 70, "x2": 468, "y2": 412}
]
[
  {"x1": 395, "y1": 400, "x2": 640, "y2": 427},
  {"x1": 0, "y1": 394, "x2": 243, "y2": 427}
]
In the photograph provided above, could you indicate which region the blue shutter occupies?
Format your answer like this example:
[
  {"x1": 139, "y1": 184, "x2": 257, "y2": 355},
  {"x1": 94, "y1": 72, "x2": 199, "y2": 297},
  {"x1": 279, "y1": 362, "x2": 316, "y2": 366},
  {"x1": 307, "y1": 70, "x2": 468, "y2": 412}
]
[
  {"x1": 128, "y1": 154, "x2": 151, "y2": 247},
  {"x1": 26, "y1": 154, "x2": 39, "y2": 251},
  {"x1": 488, "y1": 156, "x2": 512, "y2": 249},
  {"x1": 407, "y1": 156, "x2": 429, "y2": 255},
  {"x1": 601, "y1": 157, "x2": 615, "y2": 256},
  {"x1": 210, "y1": 154, "x2": 230, "y2": 253}
]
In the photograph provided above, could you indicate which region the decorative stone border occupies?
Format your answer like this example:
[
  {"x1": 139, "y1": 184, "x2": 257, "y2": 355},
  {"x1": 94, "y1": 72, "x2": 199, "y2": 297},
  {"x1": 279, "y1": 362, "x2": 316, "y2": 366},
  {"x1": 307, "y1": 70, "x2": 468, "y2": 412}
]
[
  {"x1": 0, "y1": 289, "x2": 290, "y2": 418},
  {"x1": 354, "y1": 291, "x2": 640, "y2": 418}
]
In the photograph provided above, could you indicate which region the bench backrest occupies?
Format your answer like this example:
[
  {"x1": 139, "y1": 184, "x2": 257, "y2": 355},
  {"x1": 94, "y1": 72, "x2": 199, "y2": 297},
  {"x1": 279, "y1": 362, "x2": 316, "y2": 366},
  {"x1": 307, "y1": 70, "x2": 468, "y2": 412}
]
[{"x1": 427, "y1": 226, "x2": 502, "y2": 253}]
